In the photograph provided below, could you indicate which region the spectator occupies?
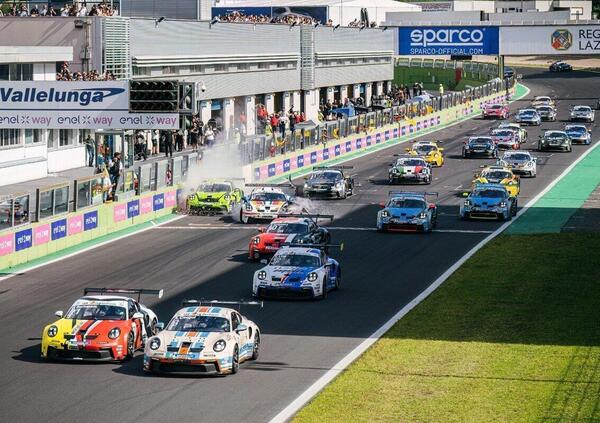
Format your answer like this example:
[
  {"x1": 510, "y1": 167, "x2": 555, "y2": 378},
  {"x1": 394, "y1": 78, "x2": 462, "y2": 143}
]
[
  {"x1": 189, "y1": 125, "x2": 198, "y2": 152},
  {"x1": 162, "y1": 130, "x2": 174, "y2": 157},
  {"x1": 204, "y1": 126, "x2": 215, "y2": 146},
  {"x1": 108, "y1": 152, "x2": 123, "y2": 197},
  {"x1": 175, "y1": 130, "x2": 184, "y2": 152},
  {"x1": 134, "y1": 132, "x2": 147, "y2": 160},
  {"x1": 78, "y1": 3, "x2": 88, "y2": 17},
  {"x1": 84, "y1": 134, "x2": 95, "y2": 167},
  {"x1": 30, "y1": 5, "x2": 39, "y2": 16},
  {"x1": 151, "y1": 130, "x2": 159, "y2": 155}
]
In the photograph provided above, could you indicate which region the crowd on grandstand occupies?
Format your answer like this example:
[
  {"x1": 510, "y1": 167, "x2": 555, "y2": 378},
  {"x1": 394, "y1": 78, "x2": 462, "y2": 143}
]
[
  {"x1": 55, "y1": 62, "x2": 115, "y2": 81},
  {"x1": 0, "y1": 2, "x2": 117, "y2": 17}
]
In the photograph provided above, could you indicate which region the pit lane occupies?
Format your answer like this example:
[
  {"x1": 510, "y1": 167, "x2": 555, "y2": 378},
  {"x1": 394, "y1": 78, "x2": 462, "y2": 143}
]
[{"x1": 1, "y1": 68, "x2": 598, "y2": 423}]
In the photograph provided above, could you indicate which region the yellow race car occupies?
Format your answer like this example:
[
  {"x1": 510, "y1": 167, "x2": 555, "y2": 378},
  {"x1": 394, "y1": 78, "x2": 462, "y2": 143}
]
[
  {"x1": 471, "y1": 165, "x2": 520, "y2": 197},
  {"x1": 405, "y1": 141, "x2": 445, "y2": 167}
]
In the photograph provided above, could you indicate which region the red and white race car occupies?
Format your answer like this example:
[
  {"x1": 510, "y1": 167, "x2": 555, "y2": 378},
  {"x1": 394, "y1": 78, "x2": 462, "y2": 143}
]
[
  {"x1": 248, "y1": 214, "x2": 332, "y2": 260},
  {"x1": 239, "y1": 185, "x2": 294, "y2": 224},
  {"x1": 482, "y1": 103, "x2": 510, "y2": 119},
  {"x1": 491, "y1": 128, "x2": 520, "y2": 150}
]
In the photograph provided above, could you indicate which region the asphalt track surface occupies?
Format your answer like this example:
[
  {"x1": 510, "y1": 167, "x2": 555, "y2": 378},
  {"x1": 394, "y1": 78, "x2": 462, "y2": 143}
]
[{"x1": 1, "y1": 69, "x2": 599, "y2": 423}]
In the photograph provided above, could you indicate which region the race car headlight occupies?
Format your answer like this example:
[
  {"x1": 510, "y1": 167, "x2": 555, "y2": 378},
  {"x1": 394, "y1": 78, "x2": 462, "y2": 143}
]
[
  {"x1": 149, "y1": 337, "x2": 161, "y2": 350},
  {"x1": 108, "y1": 328, "x2": 121, "y2": 339},
  {"x1": 464, "y1": 199, "x2": 472, "y2": 206},
  {"x1": 307, "y1": 272, "x2": 318, "y2": 282},
  {"x1": 223, "y1": 194, "x2": 230, "y2": 201},
  {"x1": 213, "y1": 339, "x2": 226, "y2": 352},
  {"x1": 245, "y1": 203, "x2": 253, "y2": 211},
  {"x1": 187, "y1": 194, "x2": 195, "y2": 200},
  {"x1": 258, "y1": 270, "x2": 267, "y2": 280},
  {"x1": 381, "y1": 210, "x2": 389, "y2": 218},
  {"x1": 304, "y1": 183, "x2": 309, "y2": 188},
  {"x1": 253, "y1": 237, "x2": 260, "y2": 245},
  {"x1": 508, "y1": 181, "x2": 515, "y2": 186},
  {"x1": 47, "y1": 325, "x2": 58, "y2": 337},
  {"x1": 419, "y1": 211, "x2": 427, "y2": 219}
]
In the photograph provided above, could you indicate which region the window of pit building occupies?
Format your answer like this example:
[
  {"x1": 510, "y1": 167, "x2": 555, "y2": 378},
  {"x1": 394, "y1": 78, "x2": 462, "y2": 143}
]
[{"x1": 0, "y1": 63, "x2": 33, "y2": 81}]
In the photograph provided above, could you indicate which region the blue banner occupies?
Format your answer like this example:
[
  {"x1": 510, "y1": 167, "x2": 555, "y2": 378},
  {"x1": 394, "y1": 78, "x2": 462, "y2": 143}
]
[
  {"x1": 334, "y1": 144, "x2": 341, "y2": 156},
  {"x1": 323, "y1": 148, "x2": 330, "y2": 160},
  {"x1": 283, "y1": 158, "x2": 291, "y2": 172},
  {"x1": 127, "y1": 200, "x2": 140, "y2": 218},
  {"x1": 297, "y1": 155, "x2": 304, "y2": 168},
  {"x1": 51, "y1": 219, "x2": 67, "y2": 240},
  {"x1": 153, "y1": 193, "x2": 165, "y2": 211},
  {"x1": 398, "y1": 26, "x2": 499, "y2": 55},
  {"x1": 15, "y1": 228, "x2": 32, "y2": 251},
  {"x1": 345, "y1": 141, "x2": 352, "y2": 153},
  {"x1": 267, "y1": 163, "x2": 276, "y2": 177},
  {"x1": 84, "y1": 211, "x2": 98, "y2": 231},
  {"x1": 310, "y1": 151, "x2": 317, "y2": 164}
]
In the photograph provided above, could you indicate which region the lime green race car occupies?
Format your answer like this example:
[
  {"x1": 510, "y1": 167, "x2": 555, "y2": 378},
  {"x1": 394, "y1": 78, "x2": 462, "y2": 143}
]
[{"x1": 187, "y1": 180, "x2": 244, "y2": 215}]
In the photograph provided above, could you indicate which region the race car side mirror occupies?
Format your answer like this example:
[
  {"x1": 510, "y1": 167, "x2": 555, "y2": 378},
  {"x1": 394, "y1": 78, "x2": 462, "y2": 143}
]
[
  {"x1": 55, "y1": 310, "x2": 63, "y2": 318},
  {"x1": 156, "y1": 322, "x2": 165, "y2": 332},
  {"x1": 132, "y1": 312, "x2": 144, "y2": 320},
  {"x1": 428, "y1": 204, "x2": 435, "y2": 209},
  {"x1": 260, "y1": 259, "x2": 268, "y2": 264},
  {"x1": 379, "y1": 201, "x2": 386, "y2": 209},
  {"x1": 236, "y1": 323, "x2": 248, "y2": 333},
  {"x1": 439, "y1": 148, "x2": 444, "y2": 152}
]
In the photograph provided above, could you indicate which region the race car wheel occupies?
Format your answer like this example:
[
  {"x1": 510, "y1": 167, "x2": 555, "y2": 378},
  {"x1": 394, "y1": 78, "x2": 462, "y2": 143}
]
[
  {"x1": 424, "y1": 175, "x2": 432, "y2": 185},
  {"x1": 341, "y1": 188, "x2": 347, "y2": 199},
  {"x1": 334, "y1": 270, "x2": 341, "y2": 290},
  {"x1": 125, "y1": 331, "x2": 135, "y2": 360},
  {"x1": 250, "y1": 333, "x2": 260, "y2": 361},
  {"x1": 231, "y1": 345, "x2": 240, "y2": 374},
  {"x1": 512, "y1": 200, "x2": 518, "y2": 217},
  {"x1": 319, "y1": 277, "x2": 328, "y2": 300},
  {"x1": 240, "y1": 210, "x2": 251, "y2": 224}
]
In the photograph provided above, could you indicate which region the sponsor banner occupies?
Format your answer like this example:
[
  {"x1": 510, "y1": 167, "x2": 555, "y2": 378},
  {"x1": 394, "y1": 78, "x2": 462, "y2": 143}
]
[
  {"x1": 323, "y1": 147, "x2": 330, "y2": 161},
  {"x1": 140, "y1": 197, "x2": 153, "y2": 215},
  {"x1": 153, "y1": 193, "x2": 165, "y2": 211},
  {"x1": 260, "y1": 165, "x2": 269, "y2": 179},
  {"x1": 398, "y1": 26, "x2": 499, "y2": 55},
  {"x1": 15, "y1": 228, "x2": 33, "y2": 252},
  {"x1": 283, "y1": 158, "x2": 291, "y2": 173},
  {"x1": 401, "y1": 126, "x2": 407, "y2": 136},
  {"x1": 114, "y1": 203, "x2": 127, "y2": 222},
  {"x1": 334, "y1": 144, "x2": 341, "y2": 156},
  {"x1": 68, "y1": 215, "x2": 83, "y2": 235},
  {"x1": 297, "y1": 155, "x2": 305, "y2": 168},
  {"x1": 356, "y1": 138, "x2": 362, "y2": 149},
  {"x1": 165, "y1": 191, "x2": 177, "y2": 207},
  {"x1": 310, "y1": 151, "x2": 317, "y2": 164},
  {"x1": 393, "y1": 127, "x2": 399, "y2": 138},
  {"x1": 51, "y1": 219, "x2": 67, "y2": 240},
  {"x1": 500, "y1": 25, "x2": 600, "y2": 55},
  {"x1": 0, "y1": 110, "x2": 179, "y2": 129},
  {"x1": 316, "y1": 149, "x2": 323, "y2": 162},
  {"x1": 385, "y1": 130, "x2": 391, "y2": 141},
  {"x1": 127, "y1": 200, "x2": 140, "y2": 218},
  {"x1": 376, "y1": 133, "x2": 382, "y2": 143},
  {"x1": 345, "y1": 141, "x2": 352, "y2": 153},
  {"x1": 0, "y1": 233, "x2": 14, "y2": 256},
  {"x1": 84, "y1": 211, "x2": 98, "y2": 230},
  {"x1": 275, "y1": 161, "x2": 284, "y2": 175},
  {"x1": 268, "y1": 163, "x2": 276, "y2": 177},
  {"x1": 366, "y1": 135, "x2": 372, "y2": 146},
  {"x1": 34, "y1": 224, "x2": 51, "y2": 245}
]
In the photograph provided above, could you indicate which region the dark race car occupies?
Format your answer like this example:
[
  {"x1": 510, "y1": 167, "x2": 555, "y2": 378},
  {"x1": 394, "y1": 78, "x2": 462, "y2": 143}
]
[
  {"x1": 549, "y1": 61, "x2": 572, "y2": 72},
  {"x1": 301, "y1": 166, "x2": 354, "y2": 199},
  {"x1": 462, "y1": 136, "x2": 498, "y2": 158}
]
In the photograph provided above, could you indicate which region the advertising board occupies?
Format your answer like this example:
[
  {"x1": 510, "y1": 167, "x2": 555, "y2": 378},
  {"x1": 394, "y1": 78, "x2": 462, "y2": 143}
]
[
  {"x1": 398, "y1": 26, "x2": 500, "y2": 55},
  {"x1": 500, "y1": 25, "x2": 600, "y2": 55}
]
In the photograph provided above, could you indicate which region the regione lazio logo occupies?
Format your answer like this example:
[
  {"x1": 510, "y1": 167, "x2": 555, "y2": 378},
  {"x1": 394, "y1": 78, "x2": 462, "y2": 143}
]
[{"x1": 551, "y1": 29, "x2": 572, "y2": 51}]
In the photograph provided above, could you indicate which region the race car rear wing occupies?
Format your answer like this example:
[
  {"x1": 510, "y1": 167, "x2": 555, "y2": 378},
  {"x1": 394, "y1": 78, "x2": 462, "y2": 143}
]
[
  {"x1": 245, "y1": 181, "x2": 294, "y2": 188},
  {"x1": 83, "y1": 288, "x2": 164, "y2": 301},
  {"x1": 182, "y1": 299, "x2": 264, "y2": 310},
  {"x1": 276, "y1": 213, "x2": 334, "y2": 223},
  {"x1": 281, "y1": 242, "x2": 344, "y2": 251},
  {"x1": 388, "y1": 191, "x2": 438, "y2": 198},
  {"x1": 312, "y1": 165, "x2": 354, "y2": 170}
]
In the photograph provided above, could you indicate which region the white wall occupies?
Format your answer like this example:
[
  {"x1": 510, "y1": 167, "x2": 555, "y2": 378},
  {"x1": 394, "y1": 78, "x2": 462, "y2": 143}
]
[{"x1": 47, "y1": 145, "x2": 86, "y2": 173}]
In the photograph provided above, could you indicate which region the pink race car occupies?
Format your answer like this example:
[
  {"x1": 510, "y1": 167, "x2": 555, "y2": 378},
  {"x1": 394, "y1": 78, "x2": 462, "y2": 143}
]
[{"x1": 482, "y1": 104, "x2": 510, "y2": 119}]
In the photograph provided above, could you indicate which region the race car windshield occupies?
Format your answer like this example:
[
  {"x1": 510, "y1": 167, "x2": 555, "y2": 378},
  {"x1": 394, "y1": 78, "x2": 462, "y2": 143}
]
[
  {"x1": 389, "y1": 199, "x2": 426, "y2": 209},
  {"x1": 474, "y1": 189, "x2": 506, "y2": 198},
  {"x1": 483, "y1": 171, "x2": 511, "y2": 180},
  {"x1": 251, "y1": 192, "x2": 287, "y2": 201},
  {"x1": 488, "y1": 105, "x2": 503, "y2": 110},
  {"x1": 398, "y1": 159, "x2": 425, "y2": 166},
  {"x1": 415, "y1": 145, "x2": 436, "y2": 154},
  {"x1": 520, "y1": 110, "x2": 536, "y2": 116},
  {"x1": 506, "y1": 153, "x2": 530, "y2": 161},
  {"x1": 469, "y1": 138, "x2": 492, "y2": 145},
  {"x1": 198, "y1": 184, "x2": 231, "y2": 193},
  {"x1": 310, "y1": 171, "x2": 340, "y2": 181},
  {"x1": 574, "y1": 106, "x2": 591, "y2": 112},
  {"x1": 167, "y1": 316, "x2": 230, "y2": 332},
  {"x1": 66, "y1": 305, "x2": 127, "y2": 320},
  {"x1": 267, "y1": 223, "x2": 309, "y2": 234},
  {"x1": 538, "y1": 107, "x2": 553, "y2": 112},
  {"x1": 271, "y1": 254, "x2": 321, "y2": 267},
  {"x1": 566, "y1": 127, "x2": 586, "y2": 134},
  {"x1": 493, "y1": 130, "x2": 513, "y2": 137},
  {"x1": 546, "y1": 132, "x2": 568, "y2": 140}
]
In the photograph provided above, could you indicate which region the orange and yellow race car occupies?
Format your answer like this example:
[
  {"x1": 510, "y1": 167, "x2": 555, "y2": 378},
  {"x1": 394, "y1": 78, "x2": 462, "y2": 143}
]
[
  {"x1": 470, "y1": 165, "x2": 520, "y2": 197},
  {"x1": 41, "y1": 288, "x2": 163, "y2": 361},
  {"x1": 405, "y1": 141, "x2": 445, "y2": 167}
]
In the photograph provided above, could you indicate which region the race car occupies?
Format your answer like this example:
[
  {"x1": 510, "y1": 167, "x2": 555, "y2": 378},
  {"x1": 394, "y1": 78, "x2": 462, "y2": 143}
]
[
  {"x1": 405, "y1": 140, "x2": 445, "y2": 167},
  {"x1": 535, "y1": 105, "x2": 557, "y2": 122},
  {"x1": 144, "y1": 300, "x2": 261, "y2": 375},
  {"x1": 531, "y1": 96, "x2": 555, "y2": 107},
  {"x1": 497, "y1": 151, "x2": 537, "y2": 178},
  {"x1": 41, "y1": 288, "x2": 163, "y2": 362},
  {"x1": 471, "y1": 165, "x2": 520, "y2": 197},
  {"x1": 491, "y1": 128, "x2": 520, "y2": 150},
  {"x1": 538, "y1": 130, "x2": 572, "y2": 152},
  {"x1": 462, "y1": 136, "x2": 498, "y2": 158},
  {"x1": 301, "y1": 166, "x2": 354, "y2": 199},
  {"x1": 248, "y1": 213, "x2": 332, "y2": 261},
  {"x1": 565, "y1": 124, "x2": 592, "y2": 145},
  {"x1": 187, "y1": 179, "x2": 244, "y2": 215},
  {"x1": 498, "y1": 122, "x2": 528, "y2": 143},
  {"x1": 240, "y1": 184, "x2": 294, "y2": 224},
  {"x1": 482, "y1": 103, "x2": 509, "y2": 119},
  {"x1": 252, "y1": 244, "x2": 342, "y2": 300},
  {"x1": 376, "y1": 191, "x2": 438, "y2": 233},
  {"x1": 570, "y1": 105, "x2": 595, "y2": 123},
  {"x1": 460, "y1": 183, "x2": 517, "y2": 221},
  {"x1": 389, "y1": 155, "x2": 432, "y2": 184},
  {"x1": 515, "y1": 108, "x2": 541, "y2": 126},
  {"x1": 549, "y1": 61, "x2": 572, "y2": 72}
]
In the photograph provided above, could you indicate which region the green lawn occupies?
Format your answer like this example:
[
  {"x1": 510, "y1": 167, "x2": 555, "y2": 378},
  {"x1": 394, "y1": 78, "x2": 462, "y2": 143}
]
[{"x1": 295, "y1": 233, "x2": 600, "y2": 423}]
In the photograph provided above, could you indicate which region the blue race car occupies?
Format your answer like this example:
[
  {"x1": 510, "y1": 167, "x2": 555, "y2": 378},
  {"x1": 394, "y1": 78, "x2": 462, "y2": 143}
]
[
  {"x1": 252, "y1": 244, "x2": 342, "y2": 300},
  {"x1": 564, "y1": 124, "x2": 592, "y2": 145},
  {"x1": 460, "y1": 183, "x2": 517, "y2": 221},
  {"x1": 377, "y1": 191, "x2": 438, "y2": 233}
]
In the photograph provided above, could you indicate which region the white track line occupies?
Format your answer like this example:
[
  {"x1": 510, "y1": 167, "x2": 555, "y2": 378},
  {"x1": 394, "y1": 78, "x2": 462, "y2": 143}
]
[{"x1": 268, "y1": 138, "x2": 600, "y2": 423}]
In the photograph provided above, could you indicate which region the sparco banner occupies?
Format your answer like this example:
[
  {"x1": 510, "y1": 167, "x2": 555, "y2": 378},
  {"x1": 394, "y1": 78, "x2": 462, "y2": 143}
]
[
  {"x1": 0, "y1": 81, "x2": 178, "y2": 129},
  {"x1": 398, "y1": 26, "x2": 499, "y2": 55},
  {"x1": 500, "y1": 25, "x2": 600, "y2": 55}
]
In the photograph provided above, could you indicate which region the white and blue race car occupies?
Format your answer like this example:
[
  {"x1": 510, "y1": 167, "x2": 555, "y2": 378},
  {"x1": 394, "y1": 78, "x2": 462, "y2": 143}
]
[
  {"x1": 460, "y1": 183, "x2": 517, "y2": 221},
  {"x1": 376, "y1": 191, "x2": 438, "y2": 233},
  {"x1": 252, "y1": 245, "x2": 342, "y2": 300},
  {"x1": 564, "y1": 124, "x2": 592, "y2": 145}
]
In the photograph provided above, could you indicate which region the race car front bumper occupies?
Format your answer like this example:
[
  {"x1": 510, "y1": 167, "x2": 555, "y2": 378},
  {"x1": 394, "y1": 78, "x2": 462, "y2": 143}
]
[
  {"x1": 243, "y1": 211, "x2": 280, "y2": 220},
  {"x1": 144, "y1": 357, "x2": 225, "y2": 375},
  {"x1": 44, "y1": 344, "x2": 122, "y2": 361},
  {"x1": 464, "y1": 148, "x2": 495, "y2": 157},
  {"x1": 389, "y1": 173, "x2": 429, "y2": 183},
  {"x1": 304, "y1": 187, "x2": 341, "y2": 198},
  {"x1": 496, "y1": 141, "x2": 519, "y2": 150},
  {"x1": 379, "y1": 217, "x2": 427, "y2": 232},
  {"x1": 254, "y1": 285, "x2": 316, "y2": 299},
  {"x1": 462, "y1": 207, "x2": 505, "y2": 220}
]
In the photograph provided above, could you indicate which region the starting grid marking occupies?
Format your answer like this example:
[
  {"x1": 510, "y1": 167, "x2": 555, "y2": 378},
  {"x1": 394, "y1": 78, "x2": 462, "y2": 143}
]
[{"x1": 154, "y1": 224, "x2": 494, "y2": 234}]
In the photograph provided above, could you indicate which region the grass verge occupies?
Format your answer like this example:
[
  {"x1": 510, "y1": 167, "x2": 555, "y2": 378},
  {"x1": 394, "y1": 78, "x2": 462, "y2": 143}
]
[{"x1": 294, "y1": 233, "x2": 600, "y2": 423}]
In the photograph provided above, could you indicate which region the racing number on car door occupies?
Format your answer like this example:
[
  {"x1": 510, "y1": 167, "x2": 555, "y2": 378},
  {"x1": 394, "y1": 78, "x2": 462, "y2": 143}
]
[
  {"x1": 128, "y1": 300, "x2": 142, "y2": 347},
  {"x1": 232, "y1": 312, "x2": 248, "y2": 355}
]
